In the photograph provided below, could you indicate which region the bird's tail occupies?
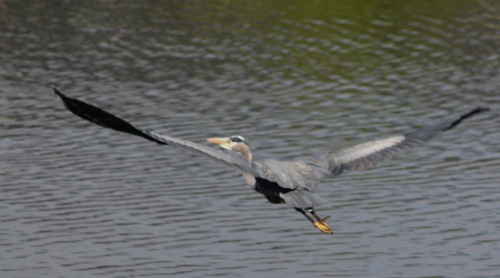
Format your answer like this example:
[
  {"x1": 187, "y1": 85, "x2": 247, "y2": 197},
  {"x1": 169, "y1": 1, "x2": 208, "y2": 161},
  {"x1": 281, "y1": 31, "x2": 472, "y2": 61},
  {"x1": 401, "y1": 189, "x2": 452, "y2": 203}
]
[{"x1": 280, "y1": 189, "x2": 329, "y2": 209}]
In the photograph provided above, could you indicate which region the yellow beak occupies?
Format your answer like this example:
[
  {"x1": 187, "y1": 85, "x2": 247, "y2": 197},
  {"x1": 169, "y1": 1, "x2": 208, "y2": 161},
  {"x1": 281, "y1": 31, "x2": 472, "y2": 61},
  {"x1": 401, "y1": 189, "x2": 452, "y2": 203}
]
[{"x1": 207, "y1": 137, "x2": 229, "y2": 145}]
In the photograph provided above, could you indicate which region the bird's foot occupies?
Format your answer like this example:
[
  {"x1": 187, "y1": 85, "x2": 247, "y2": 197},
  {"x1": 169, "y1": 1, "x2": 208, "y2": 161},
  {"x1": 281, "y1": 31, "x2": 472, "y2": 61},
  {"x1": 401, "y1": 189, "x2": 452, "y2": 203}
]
[{"x1": 313, "y1": 216, "x2": 333, "y2": 234}]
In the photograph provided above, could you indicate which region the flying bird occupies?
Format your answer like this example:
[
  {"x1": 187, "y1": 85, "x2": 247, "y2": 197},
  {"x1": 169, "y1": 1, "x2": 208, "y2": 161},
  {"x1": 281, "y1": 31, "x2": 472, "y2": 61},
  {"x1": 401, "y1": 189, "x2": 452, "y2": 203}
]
[{"x1": 53, "y1": 86, "x2": 489, "y2": 234}]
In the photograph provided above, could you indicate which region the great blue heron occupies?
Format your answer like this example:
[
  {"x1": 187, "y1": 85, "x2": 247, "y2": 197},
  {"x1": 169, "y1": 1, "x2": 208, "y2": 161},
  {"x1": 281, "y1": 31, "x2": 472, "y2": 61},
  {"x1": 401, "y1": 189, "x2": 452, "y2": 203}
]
[{"x1": 53, "y1": 86, "x2": 489, "y2": 234}]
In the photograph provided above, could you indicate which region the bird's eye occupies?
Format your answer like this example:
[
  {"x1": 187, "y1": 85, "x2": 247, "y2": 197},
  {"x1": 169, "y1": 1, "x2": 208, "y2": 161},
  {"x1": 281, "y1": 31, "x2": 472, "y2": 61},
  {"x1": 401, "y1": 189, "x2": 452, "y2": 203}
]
[{"x1": 230, "y1": 136, "x2": 245, "y2": 142}]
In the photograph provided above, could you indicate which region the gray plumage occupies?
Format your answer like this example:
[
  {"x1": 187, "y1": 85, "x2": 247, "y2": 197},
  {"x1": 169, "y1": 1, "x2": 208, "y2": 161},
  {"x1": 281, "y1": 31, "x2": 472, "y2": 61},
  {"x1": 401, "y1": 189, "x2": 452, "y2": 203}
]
[{"x1": 53, "y1": 86, "x2": 488, "y2": 233}]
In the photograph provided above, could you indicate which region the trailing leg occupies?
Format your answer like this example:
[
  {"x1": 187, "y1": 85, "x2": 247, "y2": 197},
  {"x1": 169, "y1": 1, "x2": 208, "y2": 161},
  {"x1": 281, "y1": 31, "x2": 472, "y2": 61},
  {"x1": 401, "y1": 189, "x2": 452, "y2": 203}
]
[
  {"x1": 296, "y1": 207, "x2": 334, "y2": 234},
  {"x1": 306, "y1": 208, "x2": 331, "y2": 222},
  {"x1": 295, "y1": 207, "x2": 315, "y2": 223}
]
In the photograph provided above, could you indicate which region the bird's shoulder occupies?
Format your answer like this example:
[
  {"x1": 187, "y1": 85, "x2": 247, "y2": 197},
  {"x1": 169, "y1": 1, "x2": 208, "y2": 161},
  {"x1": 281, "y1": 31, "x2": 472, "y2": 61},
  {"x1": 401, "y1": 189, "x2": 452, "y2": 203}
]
[{"x1": 251, "y1": 159, "x2": 324, "y2": 190}]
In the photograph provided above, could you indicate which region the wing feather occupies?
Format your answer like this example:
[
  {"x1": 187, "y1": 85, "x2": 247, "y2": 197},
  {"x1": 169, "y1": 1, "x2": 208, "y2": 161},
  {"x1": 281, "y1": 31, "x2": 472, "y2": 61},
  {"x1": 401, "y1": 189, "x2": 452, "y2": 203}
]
[
  {"x1": 53, "y1": 87, "x2": 255, "y2": 174},
  {"x1": 54, "y1": 87, "x2": 488, "y2": 194},
  {"x1": 305, "y1": 107, "x2": 489, "y2": 179}
]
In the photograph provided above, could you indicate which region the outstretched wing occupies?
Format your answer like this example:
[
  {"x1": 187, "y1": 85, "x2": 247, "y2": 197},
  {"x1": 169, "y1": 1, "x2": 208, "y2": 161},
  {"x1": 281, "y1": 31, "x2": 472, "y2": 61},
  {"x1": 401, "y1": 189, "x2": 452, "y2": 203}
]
[
  {"x1": 304, "y1": 107, "x2": 489, "y2": 180},
  {"x1": 53, "y1": 87, "x2": 256, "y2": 174}
]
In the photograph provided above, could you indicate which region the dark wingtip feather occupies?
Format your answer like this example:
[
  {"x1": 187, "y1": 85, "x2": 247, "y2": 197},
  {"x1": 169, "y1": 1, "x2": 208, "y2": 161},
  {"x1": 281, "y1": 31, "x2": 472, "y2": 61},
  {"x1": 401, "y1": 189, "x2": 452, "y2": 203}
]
[
  {"x1": 52, "y1": 85, "x2": 61, "y2": 95},
  {"x1": 465, "y1": 106, "x2": 490, "y2": 116},
  {"x1": 53, "y1": 86, "x2": 168, "y2": 145},
  {"x1": 52, "y1": 85, "x2": 78, "y2": 112},
  {"x1": 52, "y1": 86, "x2": 76, "y2": 112},
  {"x1": 444, "y1": 106, "x2": 490, "y2": 131},
  {"x1": 52, "y1": 85, "x2": 65, "y2": 100}
]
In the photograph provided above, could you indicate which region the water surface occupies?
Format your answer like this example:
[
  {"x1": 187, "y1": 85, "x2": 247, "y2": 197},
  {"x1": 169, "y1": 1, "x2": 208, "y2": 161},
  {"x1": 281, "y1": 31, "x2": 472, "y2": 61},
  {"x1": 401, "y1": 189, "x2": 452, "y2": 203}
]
[{"x1": 1, "y1": 1, "x2": 499, "y2": 277}]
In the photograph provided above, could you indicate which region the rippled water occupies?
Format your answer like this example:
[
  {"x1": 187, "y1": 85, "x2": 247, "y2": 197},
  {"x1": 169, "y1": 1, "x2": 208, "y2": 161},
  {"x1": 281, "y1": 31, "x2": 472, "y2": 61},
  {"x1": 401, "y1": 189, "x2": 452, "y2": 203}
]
[{"x1": 1, "y1": 1, "x2": 499, "y2": 277}]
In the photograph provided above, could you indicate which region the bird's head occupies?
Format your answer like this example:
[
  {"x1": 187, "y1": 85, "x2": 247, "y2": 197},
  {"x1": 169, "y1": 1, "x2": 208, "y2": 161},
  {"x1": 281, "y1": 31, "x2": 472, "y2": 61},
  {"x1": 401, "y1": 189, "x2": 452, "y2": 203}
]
[
  {"x1": 207, "y1": 135, "x2": 252, "y2": 161},
  {"x1": 207, "y1": 135, "x2": 246, "y2": 150}
]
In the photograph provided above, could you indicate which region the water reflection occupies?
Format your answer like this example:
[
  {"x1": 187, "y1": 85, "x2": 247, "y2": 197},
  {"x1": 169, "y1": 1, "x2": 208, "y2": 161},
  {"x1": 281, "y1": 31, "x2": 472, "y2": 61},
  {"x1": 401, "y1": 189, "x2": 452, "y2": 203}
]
[{"x1": 1, "y1": 1, "x2": 499, "y2": 277}]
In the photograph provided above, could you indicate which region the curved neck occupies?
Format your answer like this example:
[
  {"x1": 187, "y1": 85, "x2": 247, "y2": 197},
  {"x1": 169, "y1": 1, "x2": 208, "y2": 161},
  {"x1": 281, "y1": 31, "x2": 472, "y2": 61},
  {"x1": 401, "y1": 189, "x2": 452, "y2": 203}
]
[
  {"x1": 234, "y1": 143, "x2": 256, "y2": 190},
  {"x1": 234, "y1": 143, "x2": 253, "y2": 162}
]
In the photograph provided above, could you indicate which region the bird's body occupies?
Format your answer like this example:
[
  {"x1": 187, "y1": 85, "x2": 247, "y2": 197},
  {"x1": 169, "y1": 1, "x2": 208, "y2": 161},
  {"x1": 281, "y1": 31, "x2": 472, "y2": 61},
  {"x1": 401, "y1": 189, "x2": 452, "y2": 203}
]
[{"x1": 53, "y1": 86, "x2": 489, "y2": 234}]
